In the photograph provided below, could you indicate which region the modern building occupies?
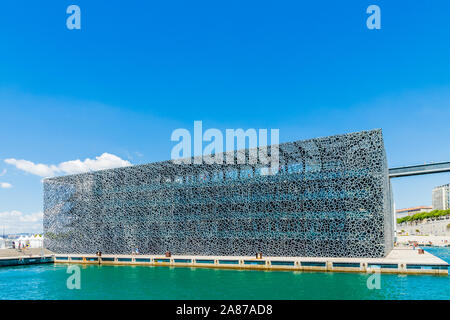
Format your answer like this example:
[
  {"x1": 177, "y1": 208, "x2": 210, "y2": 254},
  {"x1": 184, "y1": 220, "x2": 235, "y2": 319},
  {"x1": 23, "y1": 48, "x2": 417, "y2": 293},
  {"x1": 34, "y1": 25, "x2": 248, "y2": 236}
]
[
  {"x1": 44, "y1": 129, "x2": 394, "y2": 258},
  {"x1": 395, "y1": 206, "x2": 432, "y2": 219},
  {"x1": 432, "y1": 184, "x2": 450, "y2": 211}
]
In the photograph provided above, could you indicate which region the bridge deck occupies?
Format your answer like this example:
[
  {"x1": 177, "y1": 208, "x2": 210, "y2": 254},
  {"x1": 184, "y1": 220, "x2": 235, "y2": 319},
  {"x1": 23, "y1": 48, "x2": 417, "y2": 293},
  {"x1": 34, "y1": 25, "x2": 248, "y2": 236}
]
[{"x1": 389, "y1": 161, "x2": 450, "y2": 178}]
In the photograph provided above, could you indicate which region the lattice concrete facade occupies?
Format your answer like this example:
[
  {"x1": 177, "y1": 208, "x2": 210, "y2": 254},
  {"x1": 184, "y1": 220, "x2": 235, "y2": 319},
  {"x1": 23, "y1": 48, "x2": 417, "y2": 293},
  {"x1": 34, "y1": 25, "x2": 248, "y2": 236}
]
[{"x1": 44, "y1": 129, "x2": 394, "y2": 257}]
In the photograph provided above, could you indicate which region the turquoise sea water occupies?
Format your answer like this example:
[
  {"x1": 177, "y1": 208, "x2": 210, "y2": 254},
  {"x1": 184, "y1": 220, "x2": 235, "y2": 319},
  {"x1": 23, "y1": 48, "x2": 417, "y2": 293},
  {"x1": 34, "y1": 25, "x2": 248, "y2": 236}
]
[{"x1": 0, "y1": 248, "x2": 449, "y2": 300}]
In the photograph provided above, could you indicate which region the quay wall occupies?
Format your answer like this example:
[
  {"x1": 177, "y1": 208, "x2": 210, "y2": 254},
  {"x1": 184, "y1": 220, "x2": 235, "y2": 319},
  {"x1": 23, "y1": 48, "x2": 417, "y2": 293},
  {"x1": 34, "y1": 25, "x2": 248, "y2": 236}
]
[
  {"x1": 52, "y1": 253, "x2": 449, "y2": 275},
  {"x1": 397, "y1": 218, "x2": 450, "y2": 237},
  {"x1": 0, "y1": 256, "x2": 53, "y2": 267}
]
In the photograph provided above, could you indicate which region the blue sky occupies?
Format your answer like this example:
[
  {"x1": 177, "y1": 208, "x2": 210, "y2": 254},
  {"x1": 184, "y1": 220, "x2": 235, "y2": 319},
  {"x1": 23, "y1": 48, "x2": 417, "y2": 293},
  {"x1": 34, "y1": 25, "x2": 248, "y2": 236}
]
[{"x1": 1, "y1": 1, "x2": 450, "y2": 233}]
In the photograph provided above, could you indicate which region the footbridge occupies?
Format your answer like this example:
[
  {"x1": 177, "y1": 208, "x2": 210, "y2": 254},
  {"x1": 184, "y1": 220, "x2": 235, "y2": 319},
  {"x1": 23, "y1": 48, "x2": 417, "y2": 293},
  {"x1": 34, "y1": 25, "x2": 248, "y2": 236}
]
[{"x1": 389, "y1": 161, "x2": 450, "y2": 178}]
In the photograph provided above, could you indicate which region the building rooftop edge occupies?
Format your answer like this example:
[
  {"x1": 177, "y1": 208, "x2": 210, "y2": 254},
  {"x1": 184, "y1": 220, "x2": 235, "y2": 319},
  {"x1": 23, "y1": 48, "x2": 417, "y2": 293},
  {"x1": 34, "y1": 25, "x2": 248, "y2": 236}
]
[
  {"x1": 43, "y1": 128, "x2": 383, "y2": 183},
  {"x1": 396, "y1": 206, "x2": 433, "y2": 213}
]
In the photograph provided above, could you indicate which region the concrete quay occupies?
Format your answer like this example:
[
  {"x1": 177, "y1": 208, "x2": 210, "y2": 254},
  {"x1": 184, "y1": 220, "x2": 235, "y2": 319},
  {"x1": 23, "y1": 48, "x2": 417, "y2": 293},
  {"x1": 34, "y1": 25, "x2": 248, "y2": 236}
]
[
  {"x1": 0, "y1": 249, "x2": 54, "y2": 267},
  {"x1": 396, "y1": 235, "x2": 450, "y2": 247},
  {"x1": 53, "y1": 247, "x2": 449, "y2": 275}
]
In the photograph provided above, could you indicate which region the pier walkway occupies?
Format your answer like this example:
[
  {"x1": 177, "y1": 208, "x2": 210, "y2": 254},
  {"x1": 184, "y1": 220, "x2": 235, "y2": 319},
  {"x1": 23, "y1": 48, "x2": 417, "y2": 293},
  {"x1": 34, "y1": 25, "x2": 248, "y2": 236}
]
[
  {"x1": 2, "y1": 248, "x2": 447, "y2": 275},
  {"x1": 0, "y1": 249, "x2": 54, "y2": 267},
  {"x1": 53, "y1": 248, "x2": 449, "y2": 275}
]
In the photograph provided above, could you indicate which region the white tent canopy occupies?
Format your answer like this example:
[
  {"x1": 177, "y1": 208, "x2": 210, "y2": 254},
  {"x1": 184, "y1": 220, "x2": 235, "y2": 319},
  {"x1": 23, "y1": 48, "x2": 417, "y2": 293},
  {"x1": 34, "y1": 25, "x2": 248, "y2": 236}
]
[{"x1": 16, "y1": 234, "x2": 44, "y2": 248}]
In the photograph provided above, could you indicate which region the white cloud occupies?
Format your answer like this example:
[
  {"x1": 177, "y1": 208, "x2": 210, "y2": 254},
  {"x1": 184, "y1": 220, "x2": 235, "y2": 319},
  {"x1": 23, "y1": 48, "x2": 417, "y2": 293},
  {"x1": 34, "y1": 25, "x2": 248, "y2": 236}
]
[
  {"x1": 4, "y1": 159, "x2": 56, "y2": 177},
  {"x1": 0, "y1": 210, "x2": 43, "y2": 234},
  {"x1": 0, "y1": 182, "x2": 12, "y2": 189},
  {"x1": 4, "y1": 153, "x2": 131, "y2": 178},
  {"x1": 0, "y1": 169, "x2": 6, "y2": 176}
]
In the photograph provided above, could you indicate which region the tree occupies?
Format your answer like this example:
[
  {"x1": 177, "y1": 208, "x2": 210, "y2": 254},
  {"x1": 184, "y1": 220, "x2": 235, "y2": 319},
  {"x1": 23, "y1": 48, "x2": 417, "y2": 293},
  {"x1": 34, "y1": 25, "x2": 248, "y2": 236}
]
[{"x1": 397, "y1": 209, "x2": 450, "y2": 225}]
